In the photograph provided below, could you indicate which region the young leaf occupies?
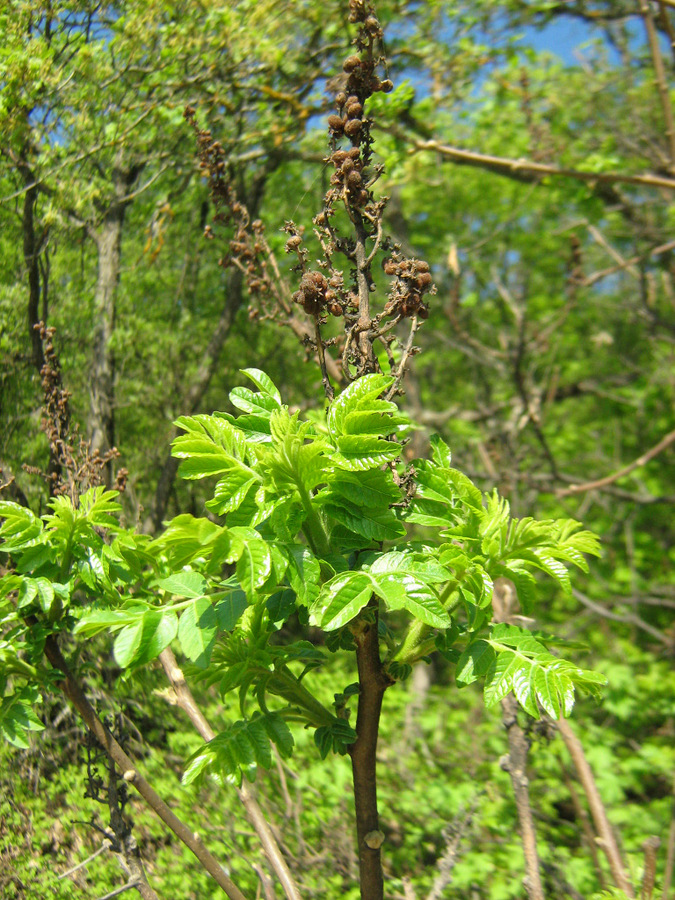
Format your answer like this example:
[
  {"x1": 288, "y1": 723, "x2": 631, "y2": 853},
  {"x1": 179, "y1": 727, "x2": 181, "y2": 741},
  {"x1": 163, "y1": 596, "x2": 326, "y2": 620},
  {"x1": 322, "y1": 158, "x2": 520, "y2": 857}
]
[
  {"x1": 310, "y1": 572, "x2": 373, "y2": 630},
  {"x1": 114, "y1": 610, "x2": 178, "y2": 668},
  {"x1": 370, "y1": 573, "x2": 451, "y2": 628},
  {"x1": 239, "y1": 368, "x2": 282, "y2": 405},
  {"x1": 158, "y1": 571, "x2": 207, "y2": 599},
  {"x1": 178, "y1": 596, "x2": 217, "y2": 666}
]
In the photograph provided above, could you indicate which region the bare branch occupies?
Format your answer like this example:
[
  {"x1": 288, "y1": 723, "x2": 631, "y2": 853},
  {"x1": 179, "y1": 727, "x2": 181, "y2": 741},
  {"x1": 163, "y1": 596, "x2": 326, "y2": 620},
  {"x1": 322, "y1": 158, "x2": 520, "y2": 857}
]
[
  {"x1": 555, "y1": 717, "x2": 635, "y2": 898},
  {"x1": 639, "y1": 0, "x2": 675, "y2": 171},
  {"x1": 557, "y1": 427, "x2": 675, "y2": 496},
  {"x1": 410, "y1": 139, "x2": 675, "y2": 192},
  {"x1": 43, "y1": 636, "x2": 249, "y2": 900},
  {"x1": 158, "y1": 648, "x2": 303, "y2": 900}
]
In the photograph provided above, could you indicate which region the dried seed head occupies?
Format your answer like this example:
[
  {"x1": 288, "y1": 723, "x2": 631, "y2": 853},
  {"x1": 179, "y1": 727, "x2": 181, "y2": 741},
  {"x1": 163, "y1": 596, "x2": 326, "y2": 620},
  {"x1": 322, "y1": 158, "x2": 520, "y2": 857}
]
[
  {"x1": 415, "y1": 272, "x2": 433, "y2": 290},
  {"x1": 380, "y1": 79, "x2": 394, "y2": 93},
  {"x1": 336, "y1": 91, "x2": 347, "y2": 108},
  {"x1": 285, "y1": 235, "x2": 302, "y2": 253},
  {"x1": 328, "y1": 114, "x2": 345, "y2": 133},
  {"x1": 348, "y1": 0, "x2": 367, "y2": 22},
  {"x1": 332, "y1": 150, "x2": 348, "y2": 166},
  {"x1": 346, "y1": 99, "x2": 363, "y2": 118},
  {"x1": 347, "y1": 170, "x2": 363, "y2": 191},
  {"x1": 364, "y1": 15, "x2": 381, "y2": 36},
  {"x1": 344, "y1": 118, "x2": 362, "y2": 139},
  {"x1": 343, "y1": 54, "x2": 362, "y2": 73}
]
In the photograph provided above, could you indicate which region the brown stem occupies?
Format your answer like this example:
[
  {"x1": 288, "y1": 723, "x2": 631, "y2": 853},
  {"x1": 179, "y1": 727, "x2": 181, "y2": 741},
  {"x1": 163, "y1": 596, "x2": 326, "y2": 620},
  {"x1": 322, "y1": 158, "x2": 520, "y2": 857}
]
[
  {"x1": 642, "y1": 837, "x2": 661, "y2": 900},
  {"x1": 561, "y1": 763, "x2": 606, "y2": 888},
  {"x1": 158, "y1": 648, "x2": 303, "y2": 900},
  {"x1": 348, "y1": 600, "x2": 391, "y2": 900},
  {"x1": 500, "y1": 694, "x2": 545, "y2": 900},
  {"x1": 556, "y1": 716, "x2": 635, "y2": 898},
  {"x1": 351, "y1": 210, "x2": 377, "y2": 376},
  {"x1": 42, "y1": 636, "x2": 249, "y2": 900},
  {"x1": 106, "y1": 753, "x2": 159, "y2": 900},
  {"x1": 557, "y1": 427, "x2": 675, "y2": 497},
  {"x1": 313, "y1": 315, "x2": 335, "y2": 400}
]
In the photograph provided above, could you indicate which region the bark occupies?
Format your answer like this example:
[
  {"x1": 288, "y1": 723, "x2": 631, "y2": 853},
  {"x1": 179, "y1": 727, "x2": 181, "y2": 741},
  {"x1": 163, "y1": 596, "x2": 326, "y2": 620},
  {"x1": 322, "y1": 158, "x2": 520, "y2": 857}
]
[
  {"x1": 19, "y1": 157, "x2": 63, "y2": 489},
  {"x1": 21, "y1": 170, "x2": 46, "y2": 372},
  {"x1": 348, "y1": 601, "x2": 391, "y2": 900},
  {"x1": 88, "y1": 155, "x2": 142, "y2": 483},
  {"x1": 493, "y1": 579, "x2": 544, "y2": 900},
  {"x1": 105, "y1": 754, "x2": 160, "y2": 900}
]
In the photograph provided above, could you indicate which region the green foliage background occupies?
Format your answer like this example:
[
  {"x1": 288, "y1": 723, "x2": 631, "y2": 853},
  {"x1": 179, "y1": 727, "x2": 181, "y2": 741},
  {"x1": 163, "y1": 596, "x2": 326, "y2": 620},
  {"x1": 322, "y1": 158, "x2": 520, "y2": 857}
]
[{"x1": 1, "y1": 1, "x2": 673, "y2": 898}]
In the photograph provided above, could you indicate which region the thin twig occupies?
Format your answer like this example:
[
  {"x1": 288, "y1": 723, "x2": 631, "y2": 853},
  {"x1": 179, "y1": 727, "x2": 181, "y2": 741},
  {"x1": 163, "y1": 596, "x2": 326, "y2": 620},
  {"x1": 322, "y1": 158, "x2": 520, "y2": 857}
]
[
  {"x1": 573, "y1": 588, "x2": 671, "y2": 646},
  {"x1": 43, "y1": 637, "x2": 249, "y2": 900},
  {"x1": 58, "y1": 840, "x2": 113, "y2": 878},
  {"x1": 385, "y1": 317, "x2": 419, "y2": 400},
  {"x1": 663, "y1": 769, "x2": 675, "y2": 899},
  {"x1": 557, "y1": 427, "x2": 675, "y2": 496},
  {"x1": 94, "y1": 880, "x2": 141, "y2": 900},
  {"x1": 556, "y1": 716, "x2": 635, "y2": 898},
  {"x1": 158, "y1": 648, "x2": 303, "y2": 900},
  {"x1": 642, "y1": 836, "x2": 661, "y2": 900}
]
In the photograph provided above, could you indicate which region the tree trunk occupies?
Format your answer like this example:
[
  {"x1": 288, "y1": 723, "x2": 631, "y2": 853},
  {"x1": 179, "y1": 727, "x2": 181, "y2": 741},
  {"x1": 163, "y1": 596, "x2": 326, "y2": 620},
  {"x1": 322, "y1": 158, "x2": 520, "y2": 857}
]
[
  {"x1": 348, "y1": 600, "x2": 391, "y2": 900},
  {"x1": 88, "y1": 155, "x2": 141, "y2": 483},
  {"x1": 144, "y1": 267, "x2": 245, "y2": 533}
]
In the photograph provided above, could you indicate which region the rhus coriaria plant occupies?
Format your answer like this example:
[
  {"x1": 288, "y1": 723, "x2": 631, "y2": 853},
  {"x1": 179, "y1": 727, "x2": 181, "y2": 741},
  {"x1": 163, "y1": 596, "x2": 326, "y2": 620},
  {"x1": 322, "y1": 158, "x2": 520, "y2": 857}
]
[{"x1": 0, "y1": 367, "x2": 604, "y2": 756}]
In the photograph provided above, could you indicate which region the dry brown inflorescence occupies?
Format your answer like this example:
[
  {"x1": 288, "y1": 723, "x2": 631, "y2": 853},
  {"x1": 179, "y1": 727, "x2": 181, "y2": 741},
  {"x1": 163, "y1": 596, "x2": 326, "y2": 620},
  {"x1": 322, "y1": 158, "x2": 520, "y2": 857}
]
[{"x1": 186, "y1": 0, "x2": 435, "y2": 398}]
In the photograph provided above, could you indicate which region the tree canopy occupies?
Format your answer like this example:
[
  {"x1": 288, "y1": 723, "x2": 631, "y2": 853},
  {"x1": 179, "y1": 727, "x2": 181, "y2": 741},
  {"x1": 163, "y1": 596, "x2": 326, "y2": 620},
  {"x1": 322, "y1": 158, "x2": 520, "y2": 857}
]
[{"x1": 1, "y1": 2, "x2": 674, "y2": 899}]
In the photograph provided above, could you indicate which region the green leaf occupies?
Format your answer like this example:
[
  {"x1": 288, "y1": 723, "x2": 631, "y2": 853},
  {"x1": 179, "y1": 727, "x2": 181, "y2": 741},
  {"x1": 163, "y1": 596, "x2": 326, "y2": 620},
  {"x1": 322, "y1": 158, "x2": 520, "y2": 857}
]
[
  {"x1": 331, "y1": 434, "x2": 402, "y2": 470},
  {"x1": 214, "y1": 590, "x2": 248, "y2": 631},
  {"x1": 0, "y1": 503, "x2": 43, "y2": 552},
  {"x1": 235, "y1": 535, "x2": 272, "y2": 597},
  {"x1": 182, "y1": 712, "x2": 292, "y2": 787},
  {"x1": 456, "y1": 640, "x2": 496, "y2": 685},
  {"x1": 239, "y1": 368, "x2": 282, "y2": 405},
  {"x1": 178, "y1": 596, "x2": 217, "y2": 666},
  {"x1": 229, "y1": 385, "x2": 279, "y2": 416},
  {"x1": 114, "y1": 610, "x2": 178, "y2": 668},
  {"x1": 429, "y1": 433, "x2": 452, "y2": 468},
  {"x1": 0, "y1": 686, "x2": 44, "y2": 749},
  {"x1": 327, "y1": 374, "x2": 394, "y2": 436},
  {"x1": 371, "y1": 573, "x2": 451, "y2": 628},
  {"x1": 321, "y1": 500, "x2": 405, "y2": 542},
  {"x1": 310, "y1": 572, "x2": 372, "y2": 630},
  {"x1": 208, "y1": 469, "x2": 259, "y2": 515},
  {"x1": 158, "y1": 571, "x2": 207, "y2": 599},
  {"x1": 288, "y1": 545, "x2": 321, "y2": 607}
]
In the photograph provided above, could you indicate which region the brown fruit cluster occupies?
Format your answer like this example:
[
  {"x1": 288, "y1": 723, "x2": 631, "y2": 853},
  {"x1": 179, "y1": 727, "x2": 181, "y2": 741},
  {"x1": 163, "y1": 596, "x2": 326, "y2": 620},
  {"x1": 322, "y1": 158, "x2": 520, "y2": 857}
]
[
  {"x1": 328, "y1": 146, "x2": 369, "y2": 207},
  {"x1": 293, "y1": 271, "x2": 329, "y2": 315},
  {"x1": 383, "y1": 257, "x2": 435, "y2": 319}
]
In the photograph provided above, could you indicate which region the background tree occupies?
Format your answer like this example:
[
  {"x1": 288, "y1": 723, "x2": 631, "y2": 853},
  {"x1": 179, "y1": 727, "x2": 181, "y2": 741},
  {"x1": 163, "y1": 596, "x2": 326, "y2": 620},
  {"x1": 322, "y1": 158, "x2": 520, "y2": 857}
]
[{"x1": 0, "y1": 1, "x2": 674, "y2": 899}]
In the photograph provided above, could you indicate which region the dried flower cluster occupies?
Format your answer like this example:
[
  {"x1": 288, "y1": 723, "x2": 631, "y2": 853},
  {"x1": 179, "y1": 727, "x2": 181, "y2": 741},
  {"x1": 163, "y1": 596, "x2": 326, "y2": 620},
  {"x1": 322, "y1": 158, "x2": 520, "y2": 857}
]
[
  {"x1": 188, "y1": 0, "x2": 435, "y2": 399},
  {"x1": 21, "y1": 324, "x2": 125, "y2": 502}
]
